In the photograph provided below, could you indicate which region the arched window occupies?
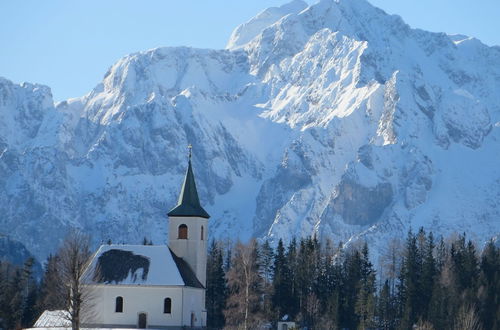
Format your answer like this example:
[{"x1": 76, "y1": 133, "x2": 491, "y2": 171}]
[
  {"x1": 115, "y1": 296, "x2": 123, "y2": 313},
  {"x1": 201, "y1": 226, "x2": 204, "y2": 240},
  {"x1": 164, "y1": 298, "x2": 172, "y2": 314},
  {"x1": 178, "y1": 224, "x2": 188, "y2": 239}
]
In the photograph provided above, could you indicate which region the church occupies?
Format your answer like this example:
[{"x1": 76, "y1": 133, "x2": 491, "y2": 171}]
[{"x1": 79, "y1": 152, "x2": 210, "y2": 329}]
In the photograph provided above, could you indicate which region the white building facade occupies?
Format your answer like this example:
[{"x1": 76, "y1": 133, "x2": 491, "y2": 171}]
[
  {"x1": 84, "y1": 280, "x2": 206, "y2": 328},
  {"x1": 80, "y1": 155, "x2": 210, "y2": 329}
]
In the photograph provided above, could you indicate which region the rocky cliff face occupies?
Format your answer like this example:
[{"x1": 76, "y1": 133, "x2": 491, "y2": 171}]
[{"x1": 1, "y1": 0, "x2": 500, "y2": 262}]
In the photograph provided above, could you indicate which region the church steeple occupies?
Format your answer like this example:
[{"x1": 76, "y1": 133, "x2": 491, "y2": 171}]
[
  {"x1": 168, "y1": 146, "x2": 209, "y2": 287},
  {"x1": 167, "y1": 147, "x2": 210, "y2": 219}
]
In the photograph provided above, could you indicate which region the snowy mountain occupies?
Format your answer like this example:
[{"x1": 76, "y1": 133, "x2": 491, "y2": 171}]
[
  {"x1": 0, "y1": 234, "x2": 42, "y2": 277},
  {"x1": 1, "y1": 0, "x2": 500, "y2": 262}
]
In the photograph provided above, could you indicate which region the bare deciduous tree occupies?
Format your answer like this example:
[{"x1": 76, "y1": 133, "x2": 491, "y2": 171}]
[
  {"x1": 57, "y1": 230, "x2": 95, "y2": 330},
  {"x1": 378, "y1": 238, "x2": 402, "y2": 293},
  {"x1": 414, "y1": 319, "x2": 435, "y2": 330},
  {"x1": 224, "y1": 239, "x2": 263, "y2": 330},
  {"x1": 304, "y1": 292, "x2": 320, "y2": 327},
  {"x1": 455, "y1": 304, "x2": 483, "y2": 330}
]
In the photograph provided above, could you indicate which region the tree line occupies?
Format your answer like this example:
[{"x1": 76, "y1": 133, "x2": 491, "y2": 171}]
[
  {"x1": 0, "y1": 228, "x2": 499, "y2": 329},
  {"x1": 207, "y1": 229, "x2": 500, "y2": 330},
  {"x1": 0, "y1": 231, "x2": 91, "y2": 330}
]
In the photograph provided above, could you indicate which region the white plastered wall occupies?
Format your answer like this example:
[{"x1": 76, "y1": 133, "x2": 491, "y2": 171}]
[{"x1": 83, "y1": 285, "x2": 205, "y2": 328}]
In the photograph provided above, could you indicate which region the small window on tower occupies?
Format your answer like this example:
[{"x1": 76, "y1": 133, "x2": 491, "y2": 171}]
[
  {"x1": 164, "y1": 298, "x2": 172, "y2": 314},
  {"x1": 115, "y1": 296, "x2": 123, "y2": 313},
  {"x1": 201, "y1": 226, "x2": 204, "y2": 240},
  {"x1": 178, "y1": 224, "x2": 188, "y2": 239}
]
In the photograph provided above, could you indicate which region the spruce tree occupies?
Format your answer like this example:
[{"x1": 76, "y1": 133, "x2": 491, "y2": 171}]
[
  {"x1": 0, "y1": 261, "x2": 16, "y2": 330},
  {"x1": 397, "y1": 229, "x2": 423, "y2": 329},
  {"x1": 271, "y1": 239, "x2": 292, "y2": 320},
  {"x1": 37, "y1": 254, "x2": 65, "y2": 311},
  {"x1": 295, "y1": 237, "x2": 320, "y2": 327},
  {"x1": 355, "y1": 243, "x2": 376, "y2": 329},
  {"x1": 20, "y1": 257, "x2": 39, "y2": 327},
  {"x1": 315, "y1": 239, "x2": 340, "y2": 327},
  {"x1": 259, "y1": 240, "x2": 275, "y2": 321},
  {"x1": 477, "y1": 240, "x2": 500, "y2": 329},
  {"x1": 428, "y1": 281, "x2": 452, "y2": 330},
  {"x1": 377, "y1": 280, "x2": 395, "y2": 330},
  {"x1": 341, "y1": 248, "x2": 362, "y2": 329},
  {"x1": 450, "y1": 234, "x2": 479, "y2": 309},
  {"x1": 420, "y1": 231, "x2": 436, "y2": 320},
  {"x1": 206, "y1": 240, "x2": 227, "y2": 329},
  {"x1": 9, "y1": 268, "x2": 24, "y2": 329},
  {"x1": 285, "y1": 238, "x2": 299, "y2": 319}
]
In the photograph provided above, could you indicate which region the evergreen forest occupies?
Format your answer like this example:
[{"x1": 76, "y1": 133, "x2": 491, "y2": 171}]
[
  {"x1": 207, "y1": 229, "x2": 500, "y2": 330},
  {"x1": 0, "y1": 228, "x2": 499, "y2": 330}
]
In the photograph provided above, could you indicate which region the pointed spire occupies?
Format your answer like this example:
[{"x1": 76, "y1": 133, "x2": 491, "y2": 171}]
[{"x1": 168, "y1": 146, "x2": 210, "y2": 219}]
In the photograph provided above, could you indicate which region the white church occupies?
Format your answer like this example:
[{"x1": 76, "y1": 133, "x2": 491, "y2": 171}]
[{"x1": 35, "y1": 154, "x2": 211, "y2": 329}]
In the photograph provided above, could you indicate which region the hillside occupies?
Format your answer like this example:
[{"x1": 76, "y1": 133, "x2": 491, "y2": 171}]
[{"x1": 1, "y1": 0, "x2": 499, "y2": 261}]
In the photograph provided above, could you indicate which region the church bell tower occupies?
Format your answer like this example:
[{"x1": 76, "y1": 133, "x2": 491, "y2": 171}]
[{"x1": 167, "y1": 146, "x2": 210, "y2": 287}]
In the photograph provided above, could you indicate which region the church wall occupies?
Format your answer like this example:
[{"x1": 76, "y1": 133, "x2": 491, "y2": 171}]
[
  {"x1": 83, "y1": 285, "x2": 187, "y2": 328},
  {"x1": 181, "y1": 287, "x2": 206, "y2": 327}
]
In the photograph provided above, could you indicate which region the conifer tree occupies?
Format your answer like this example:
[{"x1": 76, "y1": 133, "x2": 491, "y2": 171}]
[
  {"x1": 315, "y1": 239, "x2": 340, "y2": 328},
  {"x1": 427, "y1": 235, "x2": 451, "y2": 329},
  {"x1": 0, "y1": 261, "x2": 6, "y2": 329},
  {"x1": 355, "y1": 243, "x2": 376, "y2": 329},
  {"x1": 206, "y1": 240, "x2": 227, "y2": 329},
  {"x1": 295, "y1": 237, "x2": 320, "y2": 327},
  {"x1": 9, "y1": 268, "x2": 24, "y2": 329},
  {"x1": 37, "y1": 254, "x2": 65, "y2": 311},
  {"x1": 0, "y1": 261, "x2": 19, "y2": 330},
  {"x1": 477, "y1": 240, "x2": 500, "y2": 329},
  {"x1": 450, "y1": 234, "x2": 479, "y2": 296},
  {"x1": 20, "y1": 257, "x2": 39, "y2": 327},
  {"x1": 397, "y1": 229, "x2": 423, "y2": 329},
  {"x1": 259, "y1": 240, "x2": 274, "y2": 321},
  {"x1": 285, "y1": 238, "x2": 299, "y2": 319},
  {"x1": 271, "y1": 239, "x2": 292, "y2": 320},
  {"x1": 428, "y1": 282, "x2": 452, "y2": 330},
  {"x1": 377, "y1": 280, "x2": 395, "y2": 330},
  {"x1": 341, "y1": 248, "x2": 362, "y2": 329},
  {"x1": 0, "y1": 257, "x2": 41, "y2": 330},
  {"x1": 420, "y1": 231, "x2": 436, "y2": 320}
]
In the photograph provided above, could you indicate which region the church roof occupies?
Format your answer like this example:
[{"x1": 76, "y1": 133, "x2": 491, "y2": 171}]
[
  {"x1": 167, "y1": 158, "x2": 210, "y2": 219},
  {"x1": 169, "y1": 248, "x2": 204, "y2": 288},
  {"x1": 33, "y1": 310, "x2": 70, "y2": 328},
  {"x1": 82, "y1": 244, "x2": 203, "y2": 288}
]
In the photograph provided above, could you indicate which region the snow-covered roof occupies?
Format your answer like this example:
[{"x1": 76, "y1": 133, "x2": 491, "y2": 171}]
[
  {"x1": 33, "y1": 310, "x2": 70, "y2": 328},
  {"x1": 82, "y1": 245, "x2": 203, "y2": 288}
]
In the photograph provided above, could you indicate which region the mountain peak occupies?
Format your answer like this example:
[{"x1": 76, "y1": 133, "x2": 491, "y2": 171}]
[
  {"x1": 1, "y1": 0, "x2": 499, "y2": 264},
  {"x1": 226, "y1": 0, "x2": 308, "y2": 50}
]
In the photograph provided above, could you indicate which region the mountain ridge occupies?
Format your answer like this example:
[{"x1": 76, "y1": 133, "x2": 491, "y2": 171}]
[{"x1": 1, "y1": 0, "x2": 499, "y2": 262}]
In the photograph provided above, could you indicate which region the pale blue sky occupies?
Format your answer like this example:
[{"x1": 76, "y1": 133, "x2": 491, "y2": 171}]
[{"x1": 1, "y1": 0, "x2": 498, "y2": 101}]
